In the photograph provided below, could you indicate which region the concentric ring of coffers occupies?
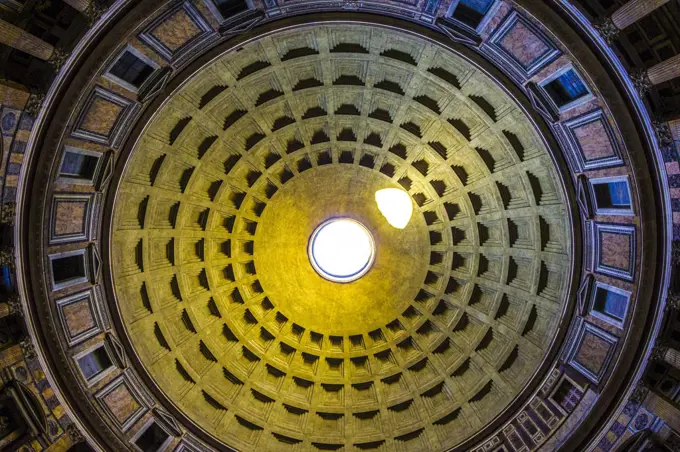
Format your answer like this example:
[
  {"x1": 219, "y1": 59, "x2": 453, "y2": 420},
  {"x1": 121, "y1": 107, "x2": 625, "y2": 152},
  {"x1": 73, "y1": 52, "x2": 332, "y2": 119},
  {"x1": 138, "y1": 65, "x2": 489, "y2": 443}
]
[{"x1": 110, "y1": 23, "x2": 571, "y2": 450}]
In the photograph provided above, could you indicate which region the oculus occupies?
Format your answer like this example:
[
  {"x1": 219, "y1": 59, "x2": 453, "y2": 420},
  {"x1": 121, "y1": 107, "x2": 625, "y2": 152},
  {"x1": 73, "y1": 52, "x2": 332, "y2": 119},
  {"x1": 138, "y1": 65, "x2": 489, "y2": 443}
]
[{"x1": 308, "y1": 218, "x2": 375, "y2": 282}]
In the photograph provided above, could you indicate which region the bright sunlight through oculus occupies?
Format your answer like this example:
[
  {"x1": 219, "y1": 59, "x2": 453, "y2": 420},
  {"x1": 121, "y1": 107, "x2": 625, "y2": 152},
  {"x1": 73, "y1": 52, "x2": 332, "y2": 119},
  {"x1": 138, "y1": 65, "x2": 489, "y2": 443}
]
[{"x1": 309, "y1": 218, "x2": 375, "y2": 283}]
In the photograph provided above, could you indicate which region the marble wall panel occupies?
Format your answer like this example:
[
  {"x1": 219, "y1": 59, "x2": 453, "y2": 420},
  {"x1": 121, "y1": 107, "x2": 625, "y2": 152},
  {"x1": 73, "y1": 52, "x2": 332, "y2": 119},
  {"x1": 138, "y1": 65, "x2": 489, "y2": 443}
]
[
  {"x1": 484, "y1": 10, "x2": 560, "y2": 80},
  {"x1": 138, "y1": 1, "x2": 216, "y2": 65},
  {"x1": 566, "y1": 320, "x2": 618, "y2": 384},
  {"x1": 50, "y1": 193, "x2": 93, "y2": 244},
  {"x1": 594, "y1": 223, "x2": 636, "y2": 281},
  {"x1": 71, "y1": 86, "x2": 139, "y2": 148},
  {"x1": 560, "y1": 109, "x2": 624, "y2": 171},
  {"x1": 95, "y1": 373, "x2": 149, "y2": 432}
]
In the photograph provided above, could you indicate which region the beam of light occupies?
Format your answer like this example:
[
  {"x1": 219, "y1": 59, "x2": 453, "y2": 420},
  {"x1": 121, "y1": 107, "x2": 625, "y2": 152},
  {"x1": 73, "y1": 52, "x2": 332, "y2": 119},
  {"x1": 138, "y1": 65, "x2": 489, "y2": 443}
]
[{"x1": 375, "y1": 188, "x2": 413, "y2": 229}]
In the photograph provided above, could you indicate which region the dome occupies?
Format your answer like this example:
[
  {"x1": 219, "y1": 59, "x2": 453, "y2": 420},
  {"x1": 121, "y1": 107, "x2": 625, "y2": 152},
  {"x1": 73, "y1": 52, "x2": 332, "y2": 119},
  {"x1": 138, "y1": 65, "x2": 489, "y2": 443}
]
[
  {"x1": 110, "y1": 24, "x2": 573, "y2": 449},
  {"x1": 1, "y1": 0, "x2": 678, "y2": 451}
]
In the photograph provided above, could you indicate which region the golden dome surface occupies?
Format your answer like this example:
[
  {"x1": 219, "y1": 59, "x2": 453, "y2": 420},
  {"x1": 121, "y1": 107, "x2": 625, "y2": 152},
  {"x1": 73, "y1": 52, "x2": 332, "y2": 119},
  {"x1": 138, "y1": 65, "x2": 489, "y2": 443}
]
[
  {"x1": 256, "y1": 166, "x2": 429, "y2": 334},
  {"x1": 110, "y1": 23, "x2": 572, "y2": 451}
]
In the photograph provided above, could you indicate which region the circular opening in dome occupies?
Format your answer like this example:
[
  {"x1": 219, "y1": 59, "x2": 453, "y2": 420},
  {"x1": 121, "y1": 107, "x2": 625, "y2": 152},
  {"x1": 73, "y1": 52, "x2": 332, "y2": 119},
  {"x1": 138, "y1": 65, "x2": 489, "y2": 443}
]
[{"x1": 308, "y1": 218, "x2": 375, "y2": 283}]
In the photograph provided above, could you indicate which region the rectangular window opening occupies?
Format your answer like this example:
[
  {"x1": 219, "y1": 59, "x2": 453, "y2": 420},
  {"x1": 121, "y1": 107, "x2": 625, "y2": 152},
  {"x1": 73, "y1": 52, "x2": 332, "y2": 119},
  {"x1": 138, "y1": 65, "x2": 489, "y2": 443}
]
[
  {"x1": 60, "y1": 151, "x2": 99, "y2": 181},
  {"x1": 109, "y1": 50, "x2": 155, "y2": 89},
  {"x1": 593, "y1": 180, "x2": 631, "y2": 211},
  {"x1": 213, "y1": 0, "x2": 249, "y2": 19},
  {"x1": 452, "y1": 0, "x2": 495, "y2": 29},
  {"x1": 134, "y1": 421, "x2": 170, "y2": 452},
  {"x1": 77, "y1": 345, "x2": 112, "y2": 381},
  {"x1": 593, "y1": 286, "x2": 629, "y2": 324},
  {"x1": 52, "y1": 253, "x2": 87, "y2": 286},
  {"x1": 542, "y1": 68, "x2": 589, "y2": 108}
]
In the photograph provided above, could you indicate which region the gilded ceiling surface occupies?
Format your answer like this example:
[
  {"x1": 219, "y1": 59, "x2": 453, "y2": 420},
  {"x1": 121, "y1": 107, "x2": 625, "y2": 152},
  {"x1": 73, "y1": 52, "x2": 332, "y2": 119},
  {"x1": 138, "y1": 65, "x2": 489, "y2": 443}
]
[{"x1": 111, "y1": 24, "x2": 572, "y2": 451}]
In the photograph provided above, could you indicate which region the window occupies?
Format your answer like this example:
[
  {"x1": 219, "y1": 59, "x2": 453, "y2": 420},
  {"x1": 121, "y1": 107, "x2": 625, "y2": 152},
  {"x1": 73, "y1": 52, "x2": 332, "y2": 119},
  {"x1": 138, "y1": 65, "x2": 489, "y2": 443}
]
[
  {"x1": 105, "y1": 47, "x2": 158, "y2": 92},
  {"x1": 450, "y1": 0, "x2": 496, "y2": 29},
  {"x1": 550, "y1": 377, "x2": 583, "y2": 413},
  {"x1": 540, "y1": 67, "x2": 590, "y2": 110},
  {"x1": 213, "y1": 0, "x2": 249, "y2": 19},
  {"x1": 109, "y1": 51, "x2": 155, "y2": 88},
  {"x1": 594, "y1": 181, "x2": 630, "y2": 208},
  {"x1": 59, "y1": 150, "x2": 99, "y2": 181},
  {"x1": 590, "y1": 176, "x2": 633, "y2": 215},
  {"x1": 77, "y1": 345, "x2": 113, "y2": 382},
  {"x1": 133, "y1": 421, "x2": 171, "y2": 452},
  {"x1": 591, "y1": 283, "x2": 630, "y2": 327},
  {"x1": 50, "y1": 250, "x2": 88, "y2": 289}
]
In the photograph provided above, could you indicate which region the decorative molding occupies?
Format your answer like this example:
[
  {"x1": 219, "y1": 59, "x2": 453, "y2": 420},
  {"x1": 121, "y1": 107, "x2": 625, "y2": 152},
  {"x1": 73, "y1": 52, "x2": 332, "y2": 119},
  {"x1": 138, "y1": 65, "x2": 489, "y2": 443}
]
[
  {"x1": 89, "y1": 243, "x2": 102, "y2": 284},
  {"x1": 525, "y1": 82, "x2": 560, "y2": 123},
  {"x1": 0, "y1": 202, "x2": 16, "y2": 225},
  {"x1": 48, "y1": 48, "x2": 70, "y2": 72},
  {"x1": 650, "y1": 344, "x2": 668, "y2": 362},
  {"x1": 6, "y1": 293, "x2": 22, "y2": 317},
  {"x1": 94, "y1": 373, "x2": 149, "y2": 432},
  {"x1": 154, "y1": 406, "x2": 183, "y2": 437},
  {"x1": 576, "y1": 175, "x2": 593, "y2": 219},
  {"x1": 84, "y1": 2, "x2": 108, "y2": 27},
  {"x1": 264, "y1": 0, "x2": 425, "y2": 21},
  {"x1": 19, "y1": 338, "x2": 36, "y2": 359},
  {"x1": 559, "y1": 109, "x2": 625, "y2": 171},
  {"x1": 23, "y1": 93, "x2": 44, "y2": 118},
  {"x1": 565, "y1": 319, "x2": 619, "y2": 385},
  {"x1": 2, "y1": 378, "x2": 48, "y2": 436},
  {"x1": 577, "y1": 273, "x2": 593, "y2": 317},
  {"x1": 6, "y1": 1, "x2": 660, "y2": 450},
  {"x1": 482, "y1": 10, "x2": 561, "y2": 81},
  {"x1": 55, "y1": 289, "x2": 105, "y2": 346},
  {"x1": 71, "y1": 86, "x2": 140, "y2": 149},
  {"x1": 593, "y1": 223, "x2": 636, "y2": 281},
  {"x1": 629, "y1": 381, "x2": 649, "y2": 404},
  {"x1": 10, "y1": 0, "x2": 199, "y2": 450},
  {"x1": 138, "y1": 67, "x2": 173, "y2": 104},
  {"x1": 435, "y1": 17, "x2": 482, "y2": 47},
  {"x1": 175, "y1": 434, "x2": 214, "y2": 452},
  {"x1": 49, "y1": 193, "x2": 94, "y2": 245},
  {"x1": 667, "y1": 288, "x2": 680, "y2": 311},
  {"x1": 652, "y1": 119, "x2": 674, "y2": 151},
  {"x1": 630, "y1": 69, "x2": 652, "y2": 97},
  {"x1": 95, "y1": 152, "x2": 115, "y2": 193},
  {"x1": 105, "y1": 333, "x2": 128, "y2": 369},
  {"x1": 219, "y1": 9, "x2": 265, "y2": 37},
  {"x1": 594, "y1": 17, "x2": 619, "y2": 45},
  {"x1": 0, "y1": 246, "x2": 15, "y2": 268},
  {"x1": 65, "y1": 423, "x2": 85, "y2": 444},
  {"x1": 138, "y1": 1, "x2": 217, "y2": 68}
]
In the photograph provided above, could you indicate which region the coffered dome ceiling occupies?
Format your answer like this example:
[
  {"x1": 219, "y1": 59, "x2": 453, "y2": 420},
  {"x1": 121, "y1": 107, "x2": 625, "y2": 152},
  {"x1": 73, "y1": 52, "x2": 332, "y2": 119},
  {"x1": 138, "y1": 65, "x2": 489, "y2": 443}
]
[
  {"x1": 111, "y1": 24, "x2": 572, "y2": 450},
  {"x1": 9, "y1": 0, "x2": 676, "y2": 451}
]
